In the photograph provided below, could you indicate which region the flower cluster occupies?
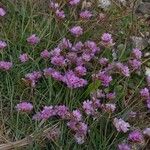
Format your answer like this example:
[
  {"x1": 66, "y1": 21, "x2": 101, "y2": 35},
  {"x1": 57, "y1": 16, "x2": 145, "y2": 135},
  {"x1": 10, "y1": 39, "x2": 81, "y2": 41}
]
[
  {"x1": 0, "y1": 61, "x2": 13, "y2": 71},
  {"x1": 16, "y1": 102, "x2": 33, "y2": 112}
]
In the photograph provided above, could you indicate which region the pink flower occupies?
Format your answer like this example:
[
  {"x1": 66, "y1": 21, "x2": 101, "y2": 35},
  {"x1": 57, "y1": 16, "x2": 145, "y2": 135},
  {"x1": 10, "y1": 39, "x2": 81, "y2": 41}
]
[
  {"x1": 40, "y1": 50, "x2": 50, "y2": 59},
  {"x1": 71, "y1": 41, "x2": 83, "y2": 51},
  {"x1": 118, "y1": 143, "x2": 131, "y2": 150},
  {"x1": 19, "y1": 53, "x2": 29, "y2": 63},
  {"x1": 128, "y1": 130, "x2": 143, "y2": 142},
  {"x1": 51, "y1": 55, "x2": 66, "y2": 66},
  {"x1": 80, "y1": 10, "x2": 92, "y2": 20},
  {"x1": 83, "y1": 100, "x2": 95, "y2": 115},
  {"x1": 0, "y1": 41, "x2": 7, "y2": 49},
  {"x1": 49, "y1": 1, "x2": 59, "y2": 10},
  {"x1": 101, "y1": 33, "x2": 113, "y2": 43},
  {"x1": 143, "y1": 128, "x2": 150, "y2": 137},
  {"x1": 115, "y1": 63, "x2": 130, "y2": 77},
  {"x1": 132, "y1": 48, "x2": 142, "y2": 60},
  {"x1": 75, "y1": 66, "x2": 87, "y2": 76},
  {"x1": 27, "y1": 34, "x2": 40, "y2": 45},
  {"x1": 129, "y1": 59, "x2": 141, "y2": 70},
  {"x1": 113, "y1": 118, "x2": 130, "y2": 133},
  {"x1": 72, "y1": 110, "x2": 82, "y2": 121},
  {"x1": 70, "y1": 26, "x2": 83, "y2": 37},
  {"x1": 69, "y1": 0, "x2": 80, "y2": 6},
  {"x1": 0, "y1": 61, "x2": 13, "y2": 71},
  {"x1": 63, "y1": 71, "x2": 87, "y2": 88},
  {"x1": 140, "y1": 88, "x2": 150, "y2": 100},
  {"x1": 0, "y1": 8, "x2": 6, "y2": 16},
  {"x1": 16, "y1": 102, "x2": 33, "y2": 112},
  {"x1": 55, "y1": 9, "x2": 65, "y2": 19},
  {"x1": 103, "y1": 103, "x2": 116, "y2": 113},
  {"x1": 58, "y1": 38, "x2": 72, "y2": 50},
  {"x1": 99, "y1": 58, "x2": 109, "y2": 66}
]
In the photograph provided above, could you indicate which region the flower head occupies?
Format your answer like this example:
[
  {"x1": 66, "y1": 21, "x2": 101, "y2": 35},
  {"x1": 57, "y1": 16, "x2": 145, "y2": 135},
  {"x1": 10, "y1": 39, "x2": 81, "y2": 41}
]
[
  {"x1": 16, "y1": 102, "x2": 33, "y2": 112},
  {"x1": 80, "y1": 10, "x2": 92, "y2": 20},
  {"x1": 128, "y1": 130, "x2": 143, "y2": 142},
  {"x1": 70, "y1": 26, "x2": 83, "y2": 37},
  {"x1": 0, "y1": 8, "x2": 6, "y2": 16},
  {"x1": 19, "y1": 53, "x2": 29, "y2": 63},
  {"x1": 132, "y1": 48, "x2": 142, "y2": 60},
  {"x1": 118, "y1": 143, "x2": 131, "y2": 150},
  {"x1": 40, "y1": 50, "x2": 50, "y2": 59},
  {"x1": 113, "y1": 118, "x2": 130, "y2": 133},
  {"x1": 0, "y1": 41, "x2": 7, "y2": 49},
  {"x1": 69, "y1": 0, "x2": 80, "y2": 6},
  {"x1": 0, "y1": 61, "x2": 13, "y2": 71},
  {"x1": 27, "y1": 34, "x2": 40, "y2": 45}
]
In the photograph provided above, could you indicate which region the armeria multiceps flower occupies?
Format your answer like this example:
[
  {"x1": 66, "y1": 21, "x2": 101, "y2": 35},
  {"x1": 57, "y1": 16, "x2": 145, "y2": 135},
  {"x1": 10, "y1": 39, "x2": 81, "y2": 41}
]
[
  {"x1": 51, "y1": 55, "x2": 66, "y2": 66},
  {"x1": 106, "y1": 92, "x2": 116, "y2": 100},
  {"x1": 44, "y1": 68, "x2": 64, "y2": 81},
  {"x1": 101, "y1": 33, "x2": 113, "y2": 45},
  {"x1": 113, "y1": 118, "x2": 130, "y2": 133},
  {"x1": 103, "y1": 103, "x2": 116, "y2": 113},
  {"x1": 55, "y1": 105, "x2": 70, "y2": 119},
  {"x1": 79, "y1": 10, "x2": 92, "y2": 20},
  {"x1": 69, "y1": 0, "x2": 80, "y2": 6},
  {"x1": 75, "y1": 66, "x2": 87, "y2": 76},
  {"x1": 143, "y1": 128, "x2": 150, "y2": 137},
  {"x1": 63, "y1": 70, "x2": 87, "y2": 88},
  {"x1": 0, "y1": 61, "x2": 13, "y2": 71},
  {"x1": 70, "y1": 26, "x2": 83, "y2": 37},
  {"x1": 71, "y1": 41, "x2": 83, "y2": 51},
  {"x1": 128, "y1": 130, "x2": 143, "y2": 143},
  {"x1": 82, "y1": 100, "x2": 95, "y2": 115},
  {"x1": 27, "y1": 34, "x2": 40, "y2": 45},
  {"x1": 0, "y1": 8, "x2": 6, "y2": 16},
  {"x1": 132, "y1": 48, "x2": 142, "y2": 60},
  {"x1": 140, "y1": 88, "x2": 150, "y2": 100},
  {"x1": 0, "y1": 40, "x2": 7, "y2": 49},
  {"x1": 129, "y1": 59, "x2": 141, "y2": 70},
  {"x1": 55, "y1": 9, "x2": 65, "y2": 19},
  {"x1": 49, "y1": 1, "x2": 59, "y2": 10},
  {"x1": 16, "y1": 102, "x2": 33, "y2": 112},
  {"x1": 58, "y1": 38, "x2": 72, "y2": 50},
  {"x1": 99, "y1": 58, "x2": 109, "y2": 66},
  {"x1": 96, "y1": 71, "x2": 112, "y2": 87},
  {"x1": 40, "y1": 50, "x2": 50, "y2": 59},
  {"x1": 24, "y1": 71, "x2": 42, "y2": 87},
  {"x1": 72, "y1": 110, "x2": 82, "y2": 121},
  {"x1": 50, "y1": 47, "x2": 61, "y2": 56},
  {"x1": 115, "y1": 62, "x2": 130, "y2": 77},
  {"x1": 19, "y1": 53, "x2": 29, "y2": 63},
  {"x1": 118, "y1": 143, "x2": 131, "y2": 150}
]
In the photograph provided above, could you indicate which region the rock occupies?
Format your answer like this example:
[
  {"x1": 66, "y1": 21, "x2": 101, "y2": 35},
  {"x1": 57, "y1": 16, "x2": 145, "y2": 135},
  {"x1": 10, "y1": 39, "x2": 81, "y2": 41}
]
[
  {"x1": 131, "y1": 36, "x2": 148, "y2": 50},
  {"x1": 136, "y1": 2, "x2": 150, "y2": 15}
]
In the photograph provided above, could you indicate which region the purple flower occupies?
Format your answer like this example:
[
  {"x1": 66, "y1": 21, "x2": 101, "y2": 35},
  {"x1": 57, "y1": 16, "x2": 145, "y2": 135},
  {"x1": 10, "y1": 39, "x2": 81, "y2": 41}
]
[
  {"x1": 0, "y1": 61, "x2": 13, "y2": 71},
  {"x1": 51, "y1": 55, "x2": 66, "y2": 66},
  {"x1": 82, "y1": 53, "x2": 92, "y2": 62},
  {"x1": 97, "y1": 71, "x2": 112, "y2": 87},
  {"x1": 118, "y1": 143, "x2": 131, "y2": 150},
  {"x1": 99, "y1": 58, "x2": 109, "y2": 66},
  {"x1": 27, "y1": 34, "x2": 40, "y2": 45},
  {"x1": 103, "y1": 103, "x2": 116, "y2": 113},
  {"x1": 74, "y1": 134, "x2": 85, "y2": 144},
  {"x1": 129, "y1": 59, "x2": 141, "y2": 70},
  {"x1": 132, "y1": 48, "x2": 142, "y2": 60},
  {"x1": 72, "y1": 110, "x2": 82, "y2": 121},
  {"x1": 128, "y1": 130, "x2": 143, "y2": 142},
  {"x1": 113, "y1": 118, "x2": 130, "y2": 133},
  {"x1": 75, "y1": 66, "x2": 87, "y2": 76},
  {"x1": 50, "y1": 47, "x2": 61, "y2": 56},
  {"x1": 106, "y1": 92, "x2": 116, "y2": 100},
  {"x1": 80, "y1": 10, "x2": 92, "y2": 20},
  {"x1": 83, "y1": 100, "x2": 94, "y2": 115},
  {"x1": 55, "y1": 105, "x2": 70, "y2": 119},
  {"x1": 115, "y1": 63, "x2": 130, "y2": 77},
  {"x1": 140, "y1": 88, "x2": 150, "y2": 100},
  {"x1": 25, "y1": 71, "x2": 42, "y2": 87},
  {"x1": 40, "y1": 50, "x2": 50, "y2": 59},
  {"x1": 143, "y1": 128, "x2": 150, "y2": 137},
  {"x1": 16, "y1": 102, "x2": 33, "y2": 112},
  {"x1": 0, "y1": 8, "x2": 6, "y2": 16},
  {"x1": 63, "y1": 70, "x2": 87, "y2": 88},
  {"x1": 0, "y1": 41, "x2": 7, "y2": 49},
  {"x1": 19, "y1": 53, "x2": 29, "y2": 63},
  {"x1": 69, "y1": 0, "x2": 80, "y2": 6},
  {"x1": 101, "y1": 33, "x2": 113, "y2": 43},
  {"x1": 70, "y1": 26, "x2": 83, "y2": 37},
  {"x1": 49, "y1": 1, "x2": 59, "y2": 10},
  {"x1": 71, "y1": 41, "x2": 83, "y2": 51},
  {"x1": 55, "y1": 9, "x2": 65, "y2": 19},
  {"x1": 58, "y1": 38, "x2": 72, "y2": 50}
]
